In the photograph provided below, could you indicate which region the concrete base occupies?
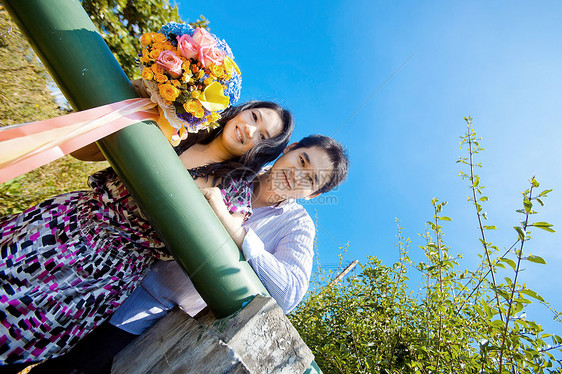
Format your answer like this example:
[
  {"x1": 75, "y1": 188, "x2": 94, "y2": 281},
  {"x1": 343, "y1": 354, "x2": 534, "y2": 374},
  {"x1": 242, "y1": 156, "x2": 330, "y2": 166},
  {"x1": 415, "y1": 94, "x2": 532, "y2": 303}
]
[{"x1": 112, "y1": 295, "x2": 313, "y2": 374}]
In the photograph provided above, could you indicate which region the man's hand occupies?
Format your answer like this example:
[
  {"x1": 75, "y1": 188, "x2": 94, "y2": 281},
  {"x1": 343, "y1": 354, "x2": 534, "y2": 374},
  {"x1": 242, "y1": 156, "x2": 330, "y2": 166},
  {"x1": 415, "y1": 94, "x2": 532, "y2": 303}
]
[{"x1": 201, "y1": 187, "x2": 247, "y2": 248}]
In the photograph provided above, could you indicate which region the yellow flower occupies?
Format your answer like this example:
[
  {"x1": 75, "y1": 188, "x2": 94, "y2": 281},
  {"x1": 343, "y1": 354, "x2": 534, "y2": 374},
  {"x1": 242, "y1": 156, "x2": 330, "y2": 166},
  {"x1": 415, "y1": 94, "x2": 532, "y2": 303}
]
[
  {"x1": 197, "y1": 70, "x2": 205, "y2": 80},
  {"x1": 141, "y1": 49, "x2": 152, "y2": 64},
  {"x1": 211, "y1": 112, "x2": 221, "y2": 122},
  {"x1": 155, "y1": 73, "x2": 168, "y2": 84},
  {"x1": 152, "y1": 42, "x2": 166, "y2": 51},
  {"x1": 181, "y1": 72, "x2": 192, "y2": 83},
  {"x1": 182, "y1": 61, "x2": 191, "y2": 70},
  {"x1": 170, "y1": 79, "x2": 181, "y2": 87},
  {"x1": 159, "y1": 83, "x2": 181, "y2": 102},
  {"x1": 203, "y1": 77, "x2": 214, "y2": 86},
  {"x1": 151, "y1": 64, "x2": 165, "y2": 74},
  {"x1": 198, "y1": 81, "x2": 229, "y2": 112},
  {"x1": 223, "y1": 57, "x2": 234, "y2": 73},
  {"x1": 194, "y1": 107, "x2": 205, "y2": 118},
  {"x1": 141, "y1": 67, "x2": 154, "y2": 80},
  {"x1": 191, "y1": 91, "x2": 201, "y2": 99},
  {"x1": 210, "y1": 64, "x2": 224, "y2": 78},
  {"x1": 140, "y1": 33, "x2": 153, "y2": 46},
  {"x1": 150, "y1": 49, "x2": 161, "y2": 60},
  {"x1": 163, "y1": 42, "x2": 174, "y2": 51},
  {"x1": 184, "y1": 100, "x2": 202, "y2": 113},
  {"x1": 152, "y1": 33, "x2": 167, "y2": 43},
  {"x1": 222, "y1": 57, "x2": 241, "y2": 75}
]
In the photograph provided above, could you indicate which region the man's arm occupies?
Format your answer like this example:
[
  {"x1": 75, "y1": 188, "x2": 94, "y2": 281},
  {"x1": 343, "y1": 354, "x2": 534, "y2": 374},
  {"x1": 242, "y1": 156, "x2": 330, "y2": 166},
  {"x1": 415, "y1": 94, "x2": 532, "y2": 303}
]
[
  {"x1": 242, "y1": 216, "x2": 315, "y2": 313},
  {"x1": 202, "y1": 187, "x2": 315, "y2": 313}
]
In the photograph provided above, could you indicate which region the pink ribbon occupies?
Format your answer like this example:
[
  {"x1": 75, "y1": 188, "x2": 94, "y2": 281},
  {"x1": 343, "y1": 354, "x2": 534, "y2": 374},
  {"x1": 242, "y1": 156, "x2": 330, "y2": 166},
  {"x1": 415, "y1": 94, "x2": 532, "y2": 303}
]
[{"x1": 0, "y1": 98, "x2": 159, "y2": 184}]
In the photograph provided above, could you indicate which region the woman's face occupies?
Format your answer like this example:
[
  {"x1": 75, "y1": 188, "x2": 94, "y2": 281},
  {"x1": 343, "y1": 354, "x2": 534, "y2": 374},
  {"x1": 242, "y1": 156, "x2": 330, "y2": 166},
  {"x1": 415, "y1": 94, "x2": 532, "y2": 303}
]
[{"x1": 221, "y1": 108, "x2": 283, "y2": 157}]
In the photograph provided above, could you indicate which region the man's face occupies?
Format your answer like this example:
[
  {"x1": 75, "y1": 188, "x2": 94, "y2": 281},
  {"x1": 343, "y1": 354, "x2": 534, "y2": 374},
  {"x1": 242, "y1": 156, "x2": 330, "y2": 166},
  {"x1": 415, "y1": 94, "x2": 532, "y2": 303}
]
[{"x1": 264, "y1": 145, "x2": 333, "y2": 202}]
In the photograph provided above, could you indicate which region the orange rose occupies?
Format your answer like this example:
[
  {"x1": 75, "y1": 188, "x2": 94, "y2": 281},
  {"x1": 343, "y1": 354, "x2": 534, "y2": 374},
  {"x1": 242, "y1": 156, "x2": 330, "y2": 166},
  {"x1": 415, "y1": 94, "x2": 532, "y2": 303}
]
[
  {"x1": 159, "y1": 83, "x2": 181, "y2": 102},
  {"x1": 141, "y1": 49, "x2": 152, "y2": 63},
  {"x1": 152, "y1": 33, "x2": 167, "y2": 43},
  {"x1": 140, "y1": 33, "x2": 153, "y2": 46},
  {"x1": 151, "y1": 64, "x2": 165, "y2": 74},
  {"x1": 210, "y1": 64, "x2": 224, "y2": 78},
  {"x1": 184, "y1": 100, "x2": 201, "y2": 113},
  {"x1": 194, "y1": 107, "x2": 205, "y2": 118},
  {"x1": 141, "y1": 67, "x2": 154, "y2": 80},
  {"x1": 152, "y1": 42, "x2": 166, "y2": 51},
  {"x1": 155, "y1": 73, "x2": 168, "y2": 84},
  {"x1": 150, "y1": 49, "x2": 161, "y2": 60}
]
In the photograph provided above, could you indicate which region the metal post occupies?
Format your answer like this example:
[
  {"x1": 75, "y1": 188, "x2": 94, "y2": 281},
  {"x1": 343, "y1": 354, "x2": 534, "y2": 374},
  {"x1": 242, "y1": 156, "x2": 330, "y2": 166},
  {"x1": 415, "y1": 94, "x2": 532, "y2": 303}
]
[{"x1": 1, "y1": 0, "x2": 266, "y2": 318}]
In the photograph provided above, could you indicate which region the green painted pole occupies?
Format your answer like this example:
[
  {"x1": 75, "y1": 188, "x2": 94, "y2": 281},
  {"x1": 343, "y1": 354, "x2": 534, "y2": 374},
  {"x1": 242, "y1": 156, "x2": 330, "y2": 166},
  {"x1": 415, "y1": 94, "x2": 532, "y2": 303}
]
[{"x1": 2, "y1": 0, "x2": 267, "y2": 318}]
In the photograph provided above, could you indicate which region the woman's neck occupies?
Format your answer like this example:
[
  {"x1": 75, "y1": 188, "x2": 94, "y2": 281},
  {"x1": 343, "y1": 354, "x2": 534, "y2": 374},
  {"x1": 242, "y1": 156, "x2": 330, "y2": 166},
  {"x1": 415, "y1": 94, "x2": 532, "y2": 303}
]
[{"x1": 179, "y1": 138, "x2": 233, "y2": 170}]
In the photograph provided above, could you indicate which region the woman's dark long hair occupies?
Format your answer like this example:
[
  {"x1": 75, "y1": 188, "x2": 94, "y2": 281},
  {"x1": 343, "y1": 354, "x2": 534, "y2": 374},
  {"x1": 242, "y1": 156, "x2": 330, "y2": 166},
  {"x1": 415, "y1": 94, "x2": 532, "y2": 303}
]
[{"x1": 174, "y1": 101, "x2": 294, "y2": 184}]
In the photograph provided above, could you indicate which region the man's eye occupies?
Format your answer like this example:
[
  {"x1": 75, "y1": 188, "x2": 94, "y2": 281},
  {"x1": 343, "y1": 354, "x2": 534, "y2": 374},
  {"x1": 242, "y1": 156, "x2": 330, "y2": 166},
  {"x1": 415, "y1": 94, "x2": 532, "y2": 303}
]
[
  {"x1": 308, "y1": 176, "x2": 314, "y2": 185},
  {"x1": 252, "y1": 112, "x2": 258, "y2": 121},
  {"x1": 260, "y1": 133, "x2": 266, "y2": 141},
  {"x1": 300, "y1": 157, "x2": 305, "y2": 166}
]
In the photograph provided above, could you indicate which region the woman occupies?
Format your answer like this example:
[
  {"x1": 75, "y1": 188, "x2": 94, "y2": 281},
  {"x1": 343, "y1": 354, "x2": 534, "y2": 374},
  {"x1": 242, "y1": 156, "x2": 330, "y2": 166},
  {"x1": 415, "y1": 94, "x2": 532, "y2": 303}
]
[{"x1": 0, "y1": 100, "x2": 293, "y2": 367}]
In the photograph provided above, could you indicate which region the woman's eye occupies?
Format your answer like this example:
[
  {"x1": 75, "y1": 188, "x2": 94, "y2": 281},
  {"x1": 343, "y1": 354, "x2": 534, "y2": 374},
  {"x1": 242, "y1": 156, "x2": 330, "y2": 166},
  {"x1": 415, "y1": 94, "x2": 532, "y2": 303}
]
[
  {"x1": 308, "y1": 176, "x2": 314, "y2": 185},
  {"x1": 252, "y1": 112, "x2": 258, "y2": 121},
  {"x1": 260, "y1": 133, "x2": 266, "y2": 141},
  {"x1": 300, "y1": 157, "x2": 305, "y2": 166}
]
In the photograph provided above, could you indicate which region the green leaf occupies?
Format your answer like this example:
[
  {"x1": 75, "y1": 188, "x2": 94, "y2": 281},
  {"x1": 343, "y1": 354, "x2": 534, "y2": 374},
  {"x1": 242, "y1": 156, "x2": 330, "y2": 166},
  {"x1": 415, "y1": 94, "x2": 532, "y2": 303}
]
[
  {"x1": 473, "y1": 176, "x2": 480, "y2": 188},
  {"x1": 496, "y1": 289, "x2": 511, "y2": 301},
  {"x1": 439, "y1": 216, "x2": 452, "y2": 221},
  {"x1": 483, "y1": 225, "x2": 496, "y2": 230},
  {"x1": 514, "y1": 226, "x2": 526, "y2": 240},
  {"x1": 500, "y1": 258, "x2": 516, "y2": 270},
  {"x1": 490, "y1": 319, "x2": 505, "y2": 329},
  {"x1": 526, "y1": 255, "x2": 546, "y2": 265},
  {"x1": 536, "y1": 197, "x2": 544, "y2": 206},
  {"x1": 519, "y1": 289, "x2": 545, "y2": 302},
  {"x1": 479, "y1": 196, "x2": 488, "y2": 201},
  {"x1": 523, "y1": 197, "x2": 532, "y2": 213},
  {"x1": 531, "y1": 178, "x2": 540, "y2": 188},
  {"x1": 539, "y1": 189, "x2": 553, "y2": 197},
  {"x1": 531, "y1": 222, "x2": 556, "y2": 232}
]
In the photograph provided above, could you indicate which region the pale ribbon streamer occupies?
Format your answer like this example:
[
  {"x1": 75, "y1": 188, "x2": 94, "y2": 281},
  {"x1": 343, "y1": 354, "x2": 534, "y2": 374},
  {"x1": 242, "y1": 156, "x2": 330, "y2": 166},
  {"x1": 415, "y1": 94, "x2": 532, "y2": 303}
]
[{"x1": 0, "y1": 98, "x2": 159, "y2": 184}]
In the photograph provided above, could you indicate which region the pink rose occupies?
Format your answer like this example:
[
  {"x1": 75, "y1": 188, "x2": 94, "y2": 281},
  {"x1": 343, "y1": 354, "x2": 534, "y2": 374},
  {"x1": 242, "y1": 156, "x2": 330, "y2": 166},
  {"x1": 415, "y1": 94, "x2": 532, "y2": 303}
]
[
  {"x1": 177, "y1": 34, "x2": 199, "y2": 60},
  {"x1": 156, "y1": 50, "x2": 183, "y2": 77},
  {"x1": 192, "y1": 28, "x2": 217, "y2": 48},
  {"x1": 199, "y1": 46, "x2": 226, "y2": 67}
]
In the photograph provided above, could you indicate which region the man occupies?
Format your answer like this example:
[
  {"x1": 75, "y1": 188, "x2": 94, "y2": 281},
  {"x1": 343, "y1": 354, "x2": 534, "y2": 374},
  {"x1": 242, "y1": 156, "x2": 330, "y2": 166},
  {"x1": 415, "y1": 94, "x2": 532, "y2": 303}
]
[{"x1": 30, "y1": 135, "x2": 349, "y2": 373}]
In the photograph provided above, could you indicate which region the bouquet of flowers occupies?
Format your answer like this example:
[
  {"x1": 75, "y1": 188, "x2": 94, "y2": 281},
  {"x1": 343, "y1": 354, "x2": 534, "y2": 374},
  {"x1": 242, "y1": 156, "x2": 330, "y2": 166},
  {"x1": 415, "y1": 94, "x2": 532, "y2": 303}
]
[{"x1": 139, "y1": 22, "x2": 242, "y2": 145}]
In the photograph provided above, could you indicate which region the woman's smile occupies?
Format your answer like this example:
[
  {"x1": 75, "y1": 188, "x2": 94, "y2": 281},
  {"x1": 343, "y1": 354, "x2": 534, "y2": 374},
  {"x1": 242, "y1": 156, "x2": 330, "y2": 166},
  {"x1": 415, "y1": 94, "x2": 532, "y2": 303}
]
[{"x1": 235, "y1": 126, "x2": 244, "y2": 144}]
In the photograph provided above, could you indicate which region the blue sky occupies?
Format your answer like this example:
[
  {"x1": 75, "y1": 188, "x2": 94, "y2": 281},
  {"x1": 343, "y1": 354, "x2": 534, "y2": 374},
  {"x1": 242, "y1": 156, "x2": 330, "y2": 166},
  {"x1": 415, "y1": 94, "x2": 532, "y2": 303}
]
[{"x1": 176, "y1": 1, "x2": 562, "y2": 335}]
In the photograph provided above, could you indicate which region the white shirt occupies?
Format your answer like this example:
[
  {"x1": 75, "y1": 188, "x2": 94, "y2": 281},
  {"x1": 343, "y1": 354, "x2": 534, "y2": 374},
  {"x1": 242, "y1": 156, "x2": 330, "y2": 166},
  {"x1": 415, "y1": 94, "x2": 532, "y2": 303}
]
[{"x1": 109, "y1": 200, "x2": 315, "y2": 335}]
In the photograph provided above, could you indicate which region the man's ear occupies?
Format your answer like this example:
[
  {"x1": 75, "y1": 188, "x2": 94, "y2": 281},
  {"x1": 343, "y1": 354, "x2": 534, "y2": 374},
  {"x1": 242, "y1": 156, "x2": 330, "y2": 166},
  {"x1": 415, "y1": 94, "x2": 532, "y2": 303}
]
[
  {"x1": 283, "y1": 142, "x2": 298, "y2": 154},
  {"x1": 304, "y1": 192, "x2": 321, "y2": 200}
]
